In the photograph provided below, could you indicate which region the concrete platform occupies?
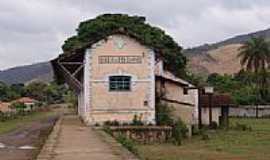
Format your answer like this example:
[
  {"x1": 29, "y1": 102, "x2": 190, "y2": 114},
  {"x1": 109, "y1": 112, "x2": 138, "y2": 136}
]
[{"x1": 37, "y1": 115, "x2": 138, "y2": 160}]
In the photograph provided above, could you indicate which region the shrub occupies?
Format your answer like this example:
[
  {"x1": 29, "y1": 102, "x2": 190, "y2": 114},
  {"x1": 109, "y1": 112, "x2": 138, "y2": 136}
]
[
  {"x1": 131, "y1": 114, "x2": 144, "y2": 126},
  {"x1": 116, "y1": 134, "x2": 138, "y2": 155},
  {"x1": 201, "y1": 134, "x2": 210, "y2": 140},
  {"x1": 11, "y1": 102, "x2": 27, "y2": 115},
  {"x1": 199, "y1": 127, "x2": 210, "y2": 140},
  {"x1": 201, "y1": 132, "x2": 210, "y2": 141},
  {"x1": 122, "y1": 122, "x2": 130, "y2": 126},
  {"x1": 0, "y1": 112, "x2": 7, "y2": 122},
  {"x1": 233, "y1": 123, "x2": 252, "y2": 131},
  {"x1": 94, "y1": 123, "x2": 100, "y2": 127},
  {"x1": 192, "y1": 125, "x2": 200, "y2": 135},
  {"x1": 111, "y1": 120, "x2": 120, "y2": 126},
  {"x1": 104, "y1": 120, "x2": 120, "y2": 126},
  {"x1": 171, "y1": 119, "x2": 188, "y2": 145},
  {"x1": 155, "y1": 103, "x2": 174, "y2": 126},
  {"x1": 104, "y1": 120, "x2": 111, "y2": 126},
  {"x1": 210, "y1": 121, "x2": 218, "y2": 129},
  {"x1": 103, "y1": 126, "x2": 112, "y2": 135},
  {"x1": 156, "y1": 102, "x2": 189, "y2": 145}
]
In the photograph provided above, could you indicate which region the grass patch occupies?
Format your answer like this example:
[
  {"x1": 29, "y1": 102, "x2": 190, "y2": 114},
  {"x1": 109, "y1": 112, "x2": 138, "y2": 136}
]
[
  {"x1": 116, "y1": 135, "x2": 138, "y2": 155},
  {"x1": 135, "y1": 118, "x2": 270, "y2": 160},
  {"x1": 0, "y1": 111, "x2": 56, "y2": 134}
]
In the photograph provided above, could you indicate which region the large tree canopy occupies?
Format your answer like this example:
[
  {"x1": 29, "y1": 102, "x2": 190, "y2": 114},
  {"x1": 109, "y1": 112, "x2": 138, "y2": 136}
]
[{"x1": 61, "y1": 14, "x2": 187, "y2": 77}]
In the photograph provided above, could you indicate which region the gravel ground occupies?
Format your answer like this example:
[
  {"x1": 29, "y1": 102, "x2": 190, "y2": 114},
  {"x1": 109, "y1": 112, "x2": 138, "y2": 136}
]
[{"x1": 0, "y1": 114, "x2": 59, "y2": 160}]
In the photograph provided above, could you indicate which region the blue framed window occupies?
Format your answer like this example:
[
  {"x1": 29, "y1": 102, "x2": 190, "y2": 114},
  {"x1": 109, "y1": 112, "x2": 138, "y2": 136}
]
[{"x1": 109, "y1": 76, "x2": 131, "y2": 91}]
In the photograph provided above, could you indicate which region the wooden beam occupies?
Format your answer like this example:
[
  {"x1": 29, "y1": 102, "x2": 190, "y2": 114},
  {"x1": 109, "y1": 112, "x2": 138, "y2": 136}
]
[
  {"x1": 160, "y1": 97, "x2": 194, "y2": 107},
  {"x1": 57, "y1": 60, "x2": 83, "y2": 91},
  {"x1": 72, "y1": 64, "x2": 84, "y2": 76},
  {"x1": 59, "y1": 62, "x2": 84, "y2": 65}
]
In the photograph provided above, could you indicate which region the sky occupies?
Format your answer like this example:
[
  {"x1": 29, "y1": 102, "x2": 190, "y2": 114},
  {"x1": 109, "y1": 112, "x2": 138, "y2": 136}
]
[{"x1": 1, "y1": 0, "x2": 270, "y2": 70}]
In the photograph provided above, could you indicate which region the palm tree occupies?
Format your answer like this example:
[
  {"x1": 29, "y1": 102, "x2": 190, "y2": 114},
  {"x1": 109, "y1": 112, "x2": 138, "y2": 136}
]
[
  {"x1": 238, "y1": 36, "x2": 270, "y2": 72},
  {"x1": 238, "y1": 36, "x2": 270, "y2": 117}
]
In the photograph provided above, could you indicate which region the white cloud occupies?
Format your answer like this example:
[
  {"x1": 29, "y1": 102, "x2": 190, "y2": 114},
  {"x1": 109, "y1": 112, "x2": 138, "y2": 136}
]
[{"x1": 0, "y1": 0, "x2": 270, "y2": 69}]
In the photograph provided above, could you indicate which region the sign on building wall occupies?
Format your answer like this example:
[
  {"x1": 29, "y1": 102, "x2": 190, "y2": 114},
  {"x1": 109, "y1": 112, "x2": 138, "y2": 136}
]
[{"x1": 99, "y1": 56, "x2": 142, "y2": 64}]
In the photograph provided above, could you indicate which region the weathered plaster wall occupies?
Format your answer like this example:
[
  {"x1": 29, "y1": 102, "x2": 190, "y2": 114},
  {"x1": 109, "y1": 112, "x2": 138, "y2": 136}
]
[
  {"x1": 156, "y1": 79, "x2": 197, "y2": 126},
  {"x1": 229, "y1": 105, "x2": 270, "y2": 117},
  {"x1": 86, "y1": 34, "x2": 155, "y2": 124},
  {"x1": 163, "y1": 81, "x2": 196, "y2": 106},
  {"x1": 201, "y1": 107, "x2": 221, "y2": 125}
]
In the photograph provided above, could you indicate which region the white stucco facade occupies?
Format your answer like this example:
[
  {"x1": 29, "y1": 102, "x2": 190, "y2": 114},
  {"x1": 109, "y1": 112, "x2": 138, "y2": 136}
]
[
  {"x1": 79, "y1": 34, "x2": 156, "y2": 125},
  {"x1": 76, "y1": 34, "x2": 199, "y2": 126}
]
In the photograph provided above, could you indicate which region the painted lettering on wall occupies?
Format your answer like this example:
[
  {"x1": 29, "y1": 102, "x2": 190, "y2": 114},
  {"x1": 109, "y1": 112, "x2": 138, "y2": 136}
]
[{"x1": 99, "y1": 56, "x2": 142, "y2": 64}]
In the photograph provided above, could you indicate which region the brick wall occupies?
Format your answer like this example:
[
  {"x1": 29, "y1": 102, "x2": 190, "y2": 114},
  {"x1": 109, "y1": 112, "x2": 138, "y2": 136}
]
[{"x1": 109, "y1": 126, "x2": 172, "y2": 143}]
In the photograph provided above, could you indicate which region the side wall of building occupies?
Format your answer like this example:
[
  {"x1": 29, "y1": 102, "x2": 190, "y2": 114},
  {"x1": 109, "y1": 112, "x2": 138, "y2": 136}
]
[{"x1": 156, "y1": 79, "x2": 197, "y2": 126}]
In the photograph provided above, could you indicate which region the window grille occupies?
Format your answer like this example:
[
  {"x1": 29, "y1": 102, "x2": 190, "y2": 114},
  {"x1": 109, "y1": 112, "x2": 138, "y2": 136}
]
[{"x1": 109, "y1": 76, "x2": 131, "y2": 91}]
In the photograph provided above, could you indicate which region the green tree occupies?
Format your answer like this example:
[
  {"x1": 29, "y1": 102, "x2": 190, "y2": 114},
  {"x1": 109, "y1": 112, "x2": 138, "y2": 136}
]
[
  {"x1": 238, "y1": 37, "x2": 270, "y2": 100},
  {"x1": 234, "y1": 69, "x2": 256, "y2": 85},
  {"x1": 0, "y1": 82, "x2": 9, "y2": 101},
  {"x1": 0, "y1": 82, "x2": 7, "y2": 101},
  {"x1": 44, "y1": 82, "x2": 69, "y2": 104},
  {"x1": 186, "y1": 72, "x2": 207, "y2": 87},
  {"x1": 10, "y1": 83, "x2": 25, "y2": 97},
  {"x1": 11, "y1": 102, "x2": 27, "y2": 115},
  {"x1": 61, "y1": 14, "x2": 187, "y2": 77},
  {"x1": 238, "y1": 37, "x2": 270, "y2": 72},
  {"x1": 232, "y1": 86, "x2": 258, "y2": 105},
  {"x1": 207, "y1": 73, "x2": 242, "y2": 93},
  {"x1": 63, "y1": 90, "x2": 77, "y2": 106},
  {"x1": 0, "y1": 82, "x2": 21, "y2": 101},
  {"x1": 24, "y1": 82, "x2": 47, "y2": 101}
]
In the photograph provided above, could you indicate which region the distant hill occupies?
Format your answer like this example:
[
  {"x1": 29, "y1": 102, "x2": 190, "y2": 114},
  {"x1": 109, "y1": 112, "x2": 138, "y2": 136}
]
[
  {"x1": 185, "y1": 28, "x2": 270, "y2": 75},
  {"x1": 1, "y1": 28, "x2": 270, "y2": 84},
  {"x1": 0, "y1": 62, "x2": 53, "y2": 85}
]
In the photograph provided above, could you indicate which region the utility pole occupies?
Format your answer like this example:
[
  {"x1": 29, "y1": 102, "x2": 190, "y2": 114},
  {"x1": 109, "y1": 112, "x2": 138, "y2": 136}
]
[
  {"x1": 204, "y1": 86, "x2": 214, "y2": 126},
  {"x1": 209, "y1": 93, "x2": 213, "y2": 125},
  {"x1": 198, "y1": 89, "x2": 202, "y2": 129}
]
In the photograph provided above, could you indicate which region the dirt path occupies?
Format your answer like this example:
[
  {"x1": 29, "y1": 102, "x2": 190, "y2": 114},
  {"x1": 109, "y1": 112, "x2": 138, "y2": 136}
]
[
  {"x1": 38, "y1": 115, "x2": 138, "y2": 160},
  {"x1": 0, "y1": 114, "x2": 59, "y2": 160}
]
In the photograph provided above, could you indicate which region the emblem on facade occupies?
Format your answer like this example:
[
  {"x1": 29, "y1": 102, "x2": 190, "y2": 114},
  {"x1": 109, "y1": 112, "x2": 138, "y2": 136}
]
[{"x1": 113, "y1": 36, "x2": 126, "y2": 49}]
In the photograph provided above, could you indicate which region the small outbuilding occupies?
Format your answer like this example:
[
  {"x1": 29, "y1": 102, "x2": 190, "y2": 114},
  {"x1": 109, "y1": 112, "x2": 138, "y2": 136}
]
[
  {"x1": 200, "y1": 94, "x2": 235, "y2": 126},
  {"x1": 13, "y1": 97, "x2": 38, "y2": 111}
]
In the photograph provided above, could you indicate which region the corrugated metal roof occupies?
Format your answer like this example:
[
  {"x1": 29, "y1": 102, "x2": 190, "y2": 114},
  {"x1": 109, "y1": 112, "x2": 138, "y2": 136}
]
[{"x1": 200, "y1": 94, "x2": 235, "y2": 107}]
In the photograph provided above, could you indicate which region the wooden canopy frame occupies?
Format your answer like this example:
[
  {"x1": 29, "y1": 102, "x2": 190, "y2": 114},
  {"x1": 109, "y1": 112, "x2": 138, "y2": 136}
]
[{"x1": 55, "y1": 52, "x2": 85, "y2": 93}]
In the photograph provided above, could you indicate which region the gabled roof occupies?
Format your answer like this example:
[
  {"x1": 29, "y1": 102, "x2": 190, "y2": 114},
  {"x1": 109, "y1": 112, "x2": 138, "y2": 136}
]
[
  {"x1": 51, "y1": 31, "x2": 160, "y2": 89},
  {"x1": 51, "y1": 31, "x2": 189, "y2": 92},
  {"x1": 13, "y1": 97, "x2": 37, "y2": 103},
  {"x1": 155, "y1": 60, "x2": 194, "y2": 87},
  {"x1": 51, "y1": 14, "x2": 187, "y2": 87},
  {"x1": 55, "y1": 29, "x2": 153, "y2": 61},
  {"x1": 155, "y1": 70, "x2": 193, "y2": 87}
]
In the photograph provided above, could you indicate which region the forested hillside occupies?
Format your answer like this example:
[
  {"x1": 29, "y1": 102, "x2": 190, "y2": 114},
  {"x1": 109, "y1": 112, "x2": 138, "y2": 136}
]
[{"x1": 0, "y1": 62, "x2": 53, "y2": 85}]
